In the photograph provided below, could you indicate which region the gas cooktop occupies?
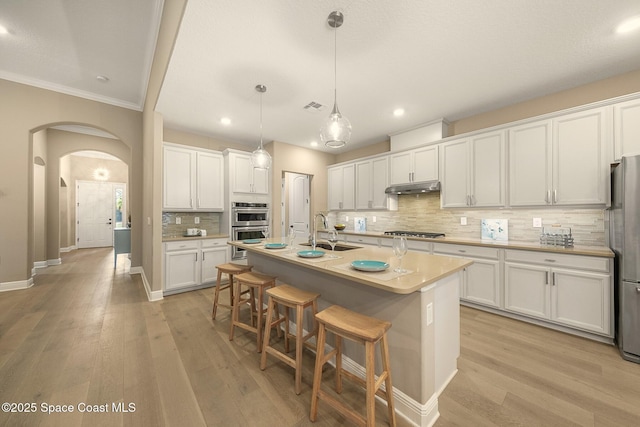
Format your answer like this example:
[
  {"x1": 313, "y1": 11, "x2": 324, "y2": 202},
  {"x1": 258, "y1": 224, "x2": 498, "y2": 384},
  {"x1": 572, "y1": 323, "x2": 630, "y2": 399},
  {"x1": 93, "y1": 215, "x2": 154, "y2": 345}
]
[{"x1": 384, "y1": 231, "x2": 445, "y2": 238}]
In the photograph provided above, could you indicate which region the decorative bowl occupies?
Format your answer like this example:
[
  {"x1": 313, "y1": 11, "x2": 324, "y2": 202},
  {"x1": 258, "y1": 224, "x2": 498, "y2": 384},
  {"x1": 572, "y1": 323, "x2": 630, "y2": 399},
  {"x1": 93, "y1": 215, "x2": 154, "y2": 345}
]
[{"x1": 334, "y1": 224, "x2": 346, "y2": 231}]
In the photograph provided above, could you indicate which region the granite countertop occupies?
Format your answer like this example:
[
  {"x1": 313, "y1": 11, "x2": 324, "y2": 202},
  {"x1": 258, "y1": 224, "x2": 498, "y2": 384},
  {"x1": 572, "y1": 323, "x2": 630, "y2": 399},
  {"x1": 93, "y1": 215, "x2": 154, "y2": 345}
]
[
  {"x1": 229, "y1": 238, "x2": 472, "y2": 294},
  {"x1": 324, "y1": 230, "x2": 614, "y2": 258},
  {"x1": 162, "y1": 233, "x2": 229, "y2": 242}
]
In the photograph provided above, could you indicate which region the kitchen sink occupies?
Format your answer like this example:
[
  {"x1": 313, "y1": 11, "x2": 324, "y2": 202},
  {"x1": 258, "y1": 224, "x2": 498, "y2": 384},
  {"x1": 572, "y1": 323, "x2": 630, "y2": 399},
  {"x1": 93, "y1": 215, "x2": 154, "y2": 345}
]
[{"x1": 299, "y1": 242, "x2": 358, "y2": 251}]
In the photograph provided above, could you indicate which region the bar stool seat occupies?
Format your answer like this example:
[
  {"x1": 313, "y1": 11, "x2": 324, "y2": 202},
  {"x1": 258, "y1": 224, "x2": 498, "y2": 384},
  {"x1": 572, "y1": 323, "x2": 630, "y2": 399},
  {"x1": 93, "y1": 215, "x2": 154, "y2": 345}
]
[
  {"x1": 310, "y1": 305, "x2": 396, "y2": 427},
  {"x1": 212, "y1": 263, "x2": 253, "y2": 320},
  {"x1": 229, "y1": 271, "x2": 278, "y2": 352},
  {"x1": 260, "y1": 284, "x2": 320, "y2": 394}
]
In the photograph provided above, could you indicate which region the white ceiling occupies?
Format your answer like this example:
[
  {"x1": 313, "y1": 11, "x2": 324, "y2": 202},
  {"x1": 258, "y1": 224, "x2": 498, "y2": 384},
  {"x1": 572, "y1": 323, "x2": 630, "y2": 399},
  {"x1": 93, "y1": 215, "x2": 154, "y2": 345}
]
[{"x1": 2, "y1": 1, "x2": 640, "y2": 153}]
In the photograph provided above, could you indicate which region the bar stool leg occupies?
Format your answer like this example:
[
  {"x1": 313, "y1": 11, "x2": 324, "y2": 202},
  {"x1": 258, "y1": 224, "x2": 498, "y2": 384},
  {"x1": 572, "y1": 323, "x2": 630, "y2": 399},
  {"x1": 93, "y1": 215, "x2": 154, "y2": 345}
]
[
  {"x1": 283, "y1": 306, "x2": 290, "y2": 353},
  {"x1": 260, "y1": 296, "x2": 276, "y2": 370},
  {"x1": 309, "y1": 323, "x2": 326, "y2": 422},
  {"x1": 212, "y1": 269, "x2": 223, "y2": 319},
  {"x1": 256, "y1": 287, "x2": 265, "y2": 352},
  {"x1": 229, "y1": 280, "x2": 242, "y2": 341},
  {"x1": 335, "y1": 335, "x2": 343, "y2": 393},
  {"x1": 295, "y1": 303, "x2": 304, "y2": 394},
  {"x1": 381, "y1": 334, "x2": 397, "y2": 426},
  {"x1": 365, "y1": 340, "x2": 376, "y2": 427}
]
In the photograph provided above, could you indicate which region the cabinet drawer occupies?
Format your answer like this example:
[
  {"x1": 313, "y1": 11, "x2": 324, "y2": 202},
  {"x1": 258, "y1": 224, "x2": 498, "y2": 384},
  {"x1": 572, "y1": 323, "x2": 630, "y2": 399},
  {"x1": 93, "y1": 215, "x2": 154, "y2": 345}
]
[
  {"x1": 434, "y1": 243, "x2": 499, "y2": 260},
  {"x1": 165, "y1": 240, "x2": 200, "y2": 251},
  {"x1": 505, "y1": 249, "x2": 609, "y2": 272},
  {"x1": 347, "y1": 235, "x2": 380, "y2": 246},
  {"x1": 201, "y1": 238, "x2": 227, "y2": 248},
  {"x1": 407, "y1": 240, "x2": 432, "y2": 252}
]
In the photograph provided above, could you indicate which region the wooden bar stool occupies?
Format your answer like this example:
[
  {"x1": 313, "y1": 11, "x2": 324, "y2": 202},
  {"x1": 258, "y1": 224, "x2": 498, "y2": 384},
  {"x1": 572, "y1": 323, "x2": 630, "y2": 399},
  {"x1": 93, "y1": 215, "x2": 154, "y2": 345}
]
[
  {"x1": 212, "y1": 263, "x2": 253, "y2": 320},
  {"x1": 310, "y1": 305, "x2": 396, "y2": 427},
  {"x1": 229, "y1": 271, "x2": 277, "y2": 352},
  {"x1": 260, "y1": 284, "x2": 320, "y2": 395}
]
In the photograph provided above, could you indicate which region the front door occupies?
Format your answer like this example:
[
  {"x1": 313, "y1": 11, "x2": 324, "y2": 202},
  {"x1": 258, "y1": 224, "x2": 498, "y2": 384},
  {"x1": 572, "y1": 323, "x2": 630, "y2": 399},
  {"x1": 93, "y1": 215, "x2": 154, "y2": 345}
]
[{"x1": 77, "y1": 181, "x2": 113, "y2": 248}]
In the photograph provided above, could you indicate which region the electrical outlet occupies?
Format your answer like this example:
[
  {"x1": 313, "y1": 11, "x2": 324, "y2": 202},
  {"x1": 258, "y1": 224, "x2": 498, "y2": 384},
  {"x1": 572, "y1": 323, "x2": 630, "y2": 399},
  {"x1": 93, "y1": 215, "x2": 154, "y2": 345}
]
[
  {"x1": 194, "y1": 217, "x2": 200, "y2": 224},
  {"x1": 460, "y1": 217, "x2": 467, "y2": 225},
  {"x1": 147, "y1": 217, "x2": 151, "y2": 225},
  {"x1": 176, "y1": 217, "x2": 181, "y2": 225},
  {"x1": 345, "y1": 215, "x2": 349, "y2": 222},
  {"x1": 533, "y1": 217, "x2": 542, "y2": 228},
  {"x1": 426, "y1": 303, "x2": 433, "y2": 325},
  {"x1": 372, "y1": 216, "x2": 377, "y2": 223}
]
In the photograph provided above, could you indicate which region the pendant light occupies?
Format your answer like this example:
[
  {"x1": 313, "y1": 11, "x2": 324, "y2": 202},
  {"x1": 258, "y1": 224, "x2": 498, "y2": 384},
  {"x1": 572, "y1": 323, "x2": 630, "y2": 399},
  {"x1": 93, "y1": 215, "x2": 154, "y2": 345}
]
[
  {"x1": 250, "y1": 84, "x2": 272, "y2": 169},
  {"x1": 320, "y1": 11, "x2": 351, "y2": 149}
]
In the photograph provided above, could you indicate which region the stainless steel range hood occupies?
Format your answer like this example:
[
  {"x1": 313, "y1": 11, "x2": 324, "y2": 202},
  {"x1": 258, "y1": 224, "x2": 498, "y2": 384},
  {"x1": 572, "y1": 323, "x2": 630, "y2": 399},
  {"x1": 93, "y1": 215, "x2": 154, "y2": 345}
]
[{"x1": 385, "y1": 180, "x2": 440, "y2": 195}]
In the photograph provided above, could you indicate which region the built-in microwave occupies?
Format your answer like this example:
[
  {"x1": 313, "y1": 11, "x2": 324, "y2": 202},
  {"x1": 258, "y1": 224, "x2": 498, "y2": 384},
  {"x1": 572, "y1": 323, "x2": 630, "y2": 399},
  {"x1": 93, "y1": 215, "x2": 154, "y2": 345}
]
[{"x1": 231, "y1": 202, "x2": 269, "y2": 227}]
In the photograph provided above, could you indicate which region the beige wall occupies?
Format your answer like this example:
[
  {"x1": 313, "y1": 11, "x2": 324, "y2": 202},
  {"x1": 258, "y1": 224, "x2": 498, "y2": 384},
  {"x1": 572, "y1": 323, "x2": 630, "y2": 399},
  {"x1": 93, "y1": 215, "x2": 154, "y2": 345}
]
[
  {"x1": 33, "y1": 130, "x2": 47, "y2": 263},
  {"x1": 0, "y1": 79, "x2": 141, "y2": 284},
  {"x1": 163, "y1": 128, "x2": 250, "y2": 152},
  {"x1": 450, "y1": 69, "x2": 640, "y2": 135},
  {"x1": 335, "y1": 140, "x2": 390, "y2": 164},
  {"x1": 271, "y1": 141, "x2": 336, "y2": 238}
]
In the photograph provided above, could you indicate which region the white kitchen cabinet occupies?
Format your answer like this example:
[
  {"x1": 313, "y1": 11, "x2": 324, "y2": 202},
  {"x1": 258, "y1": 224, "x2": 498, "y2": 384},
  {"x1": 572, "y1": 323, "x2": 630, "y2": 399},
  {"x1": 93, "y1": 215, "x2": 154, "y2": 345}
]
[
  {"x1": 228, "y1": 151, "x2": 269, "y2": 195},
  {"x1": 389, "y1": 145, "x2": 438, "y2": 185},
  {"x1": 164, "y1": 238, "x2": 228, "y2": 295},
  {"x1": 164, "y1": 241, "x2": 199, "y2": 292},
  {"x1": 440, "y1": 131, "x2": 505, "y2": 208},
  {"x1": 327, "y1": 163, "x2": 355, "y2": 210},
  {"x1": 504, "y1": 249, "x2": 612, "y2": 336},
  {"x1": 613, "y1": 97, "x2": 640, "y2": 160},
  {"x1": 508, "y1": 107, "x2": 609, "y2": 207},
  {"x1": 433, "y1": 243, "x2": 501, "y2": 308},
  {"x1": 163, "y1": 143, "x2": 224, "y2": 211},
  {"x1": 355, "y1": 156, "x2": 389, "y2": 210}
]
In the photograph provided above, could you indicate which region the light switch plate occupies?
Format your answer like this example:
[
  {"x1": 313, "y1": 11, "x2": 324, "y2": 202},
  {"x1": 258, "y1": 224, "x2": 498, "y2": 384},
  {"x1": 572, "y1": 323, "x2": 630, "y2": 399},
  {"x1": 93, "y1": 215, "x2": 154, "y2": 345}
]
[
  {"x1": 176, "y1": 217, "x2": 181, "y2": 225},
  {"x1": 426, "y1": 303, "x2": 433, "y2": 325},
  {"x1": 460, "y1": 217, "x2": 467, "y2": 225},
  {"x1": 533, "y1": 217, "x2": 542, "y2": 228},
  {"x1": 194, "y1": 217, "x2": 200, "y2": 224}
]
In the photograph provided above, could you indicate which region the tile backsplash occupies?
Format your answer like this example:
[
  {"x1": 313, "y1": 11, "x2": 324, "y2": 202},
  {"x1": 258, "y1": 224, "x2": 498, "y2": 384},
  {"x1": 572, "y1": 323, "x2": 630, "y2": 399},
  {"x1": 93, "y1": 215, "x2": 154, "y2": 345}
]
[
  {"x1": 327, "y1": 192, "x2": 606, "y2": 247},
  {"x1": 162, "y1": 212, "x2": 222, "y2": 237}
]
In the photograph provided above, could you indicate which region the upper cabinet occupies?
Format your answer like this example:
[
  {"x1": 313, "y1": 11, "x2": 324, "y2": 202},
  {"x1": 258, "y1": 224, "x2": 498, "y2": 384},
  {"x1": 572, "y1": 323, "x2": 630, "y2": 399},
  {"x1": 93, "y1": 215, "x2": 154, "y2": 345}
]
[
  {"x1": 328, "y1": 163, "x2": 355, "y2": 210},
  {"x1": 440, "y1": 130, "x2": 505, "y2": 208},
  {"x1": 226, "y1": 151, "x2": 269, "y2": 196},
  {"x1": 163, "y1": 143, "x2": 224, "y2": 211},
  {"x1": 355, "y1": 156, "x2": 389, "y2": 210},
  {"x1": 389, "y1": 145, "x2": 438, "y2": 185},
  {"x1": 614, "y1": 98, "x2": 640, "y2": 160},
  {"x1": 509, "y1": 106, "x2": 609, "y2": 207}
]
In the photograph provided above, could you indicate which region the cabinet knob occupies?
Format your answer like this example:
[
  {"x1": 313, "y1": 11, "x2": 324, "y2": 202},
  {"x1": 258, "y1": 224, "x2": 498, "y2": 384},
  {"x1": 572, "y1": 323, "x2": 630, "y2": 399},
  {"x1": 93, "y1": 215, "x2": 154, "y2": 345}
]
[{"x1": 544, "y1": 259, "x2": 556, "y2": 263}]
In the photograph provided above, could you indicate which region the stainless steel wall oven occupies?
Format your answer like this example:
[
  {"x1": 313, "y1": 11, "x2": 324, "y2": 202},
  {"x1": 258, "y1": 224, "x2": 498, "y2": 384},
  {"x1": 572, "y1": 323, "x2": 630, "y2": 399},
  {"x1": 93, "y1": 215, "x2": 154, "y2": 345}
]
[{"x1": 231, "y1": 202, "x2": 269, "y2": 260}]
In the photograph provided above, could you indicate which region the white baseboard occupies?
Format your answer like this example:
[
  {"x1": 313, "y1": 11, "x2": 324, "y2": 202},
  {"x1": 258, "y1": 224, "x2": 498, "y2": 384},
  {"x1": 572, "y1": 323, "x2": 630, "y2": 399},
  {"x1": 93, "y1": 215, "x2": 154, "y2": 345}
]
[
  {"x1": 0, "y1": 277, "x2": 34, "y2": 292},
  {"x1": 130, "y1": 267, "x2": 163, "y2": 302},
  {"x1": 48, "y1": 258, "x2": 62, "y2": 266},
  {"x1": 60, "y1": 245, "x2": 76, "y2": 253},
  {"x1": 34, "y1": 261, "x2": 48, "y2": 269}
]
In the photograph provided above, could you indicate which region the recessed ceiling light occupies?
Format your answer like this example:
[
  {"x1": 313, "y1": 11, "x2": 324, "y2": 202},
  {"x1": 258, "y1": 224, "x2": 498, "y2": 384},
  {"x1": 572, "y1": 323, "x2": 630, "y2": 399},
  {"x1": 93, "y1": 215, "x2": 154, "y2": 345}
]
[
  {"x1": 310, "y1": 141, "x2": 318, "y2": 147},
  {"x1": 616, "y1": 15, "x2": 640, "y2": 34},
  {"x1": 96, "y1": 75, "x2": 110, "y2": 83},
  {"x1": 0, "y1": 25, "x2": 9, "y2": 35},
  {"x1": 220, "y1": 117, "x2": 231, "y2": 126},
  {"x1": 393, "y1": 108, "x2": 405, "y2": 117}
]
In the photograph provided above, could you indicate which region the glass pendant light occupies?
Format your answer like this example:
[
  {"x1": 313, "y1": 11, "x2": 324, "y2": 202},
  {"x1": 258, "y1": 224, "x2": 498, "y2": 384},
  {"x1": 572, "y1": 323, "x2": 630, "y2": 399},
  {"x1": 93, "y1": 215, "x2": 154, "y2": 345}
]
[
  {"x1": 250, "y1": 84, "x2": 272, "y2": 169},
  {"x1": 320, "y1": 11, "x2": 351, "y2": 149}
]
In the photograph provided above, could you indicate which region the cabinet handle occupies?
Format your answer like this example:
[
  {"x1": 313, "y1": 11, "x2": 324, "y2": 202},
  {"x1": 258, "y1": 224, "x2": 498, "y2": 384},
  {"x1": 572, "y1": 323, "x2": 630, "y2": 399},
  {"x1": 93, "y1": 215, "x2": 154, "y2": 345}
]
[
  {"x1": 636, "y1": 287, "x2": 640, "y2": 293},
  {"x1": 546, "y1": 271, "x2": 549, "y2": 285},
  {"x1": 546, "y1": 190, "x2": 551, "y2": 204},
  {"x1": 195, "y1": 253, "x2": 198, "y2": 262},
  {"x1": 544, "y1": 259, "x2": 556, "y2": 263},
  {"x1": 551, "y1": 272, "x2": 556, "y2": 286},
  {"x1": 202, "y1": 252, "x2": 205, "y2": 261},
  {"x1": 458, "y1": 249, "x2": 467, "y2": 253},
  {"x1": 190, "y1": 198, "x2": 193, "y2": 207},
  {"x1": 368, "y1": 200, "x2": 373, "y2": 209},
  {"x1": 553, "y1": 189, "x2": 557, "y2": 204},
  {"x1": 339, "y1": 201, "x2": 343, "y2": 209}
]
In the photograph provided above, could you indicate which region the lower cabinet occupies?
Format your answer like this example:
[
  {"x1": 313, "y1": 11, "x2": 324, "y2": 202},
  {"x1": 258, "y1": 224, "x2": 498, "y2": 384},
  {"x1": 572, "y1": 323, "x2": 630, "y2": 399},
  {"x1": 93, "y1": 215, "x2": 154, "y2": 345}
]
[
  {"x1": 434, "y1": 243, "x2": 501, "y2": 309},
  {"x1": 164, "y1": 238, "x2": 228, "y2": 295},
  {"x1": 504, "y1": 250, "x2": 612, "y2": 336}
]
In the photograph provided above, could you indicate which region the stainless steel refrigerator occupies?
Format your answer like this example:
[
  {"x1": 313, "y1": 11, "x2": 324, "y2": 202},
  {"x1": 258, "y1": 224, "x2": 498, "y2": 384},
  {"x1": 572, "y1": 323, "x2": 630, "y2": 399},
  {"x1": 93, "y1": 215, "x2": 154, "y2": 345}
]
[{"x1": 610, "y1": 154, "x2": 640, "y2": 363}]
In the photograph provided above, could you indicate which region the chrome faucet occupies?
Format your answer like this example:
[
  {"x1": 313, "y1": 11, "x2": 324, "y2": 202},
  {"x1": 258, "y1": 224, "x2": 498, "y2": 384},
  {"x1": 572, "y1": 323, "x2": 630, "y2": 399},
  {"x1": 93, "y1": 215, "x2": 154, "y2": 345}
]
[{"x1": 310, "y1": 213, "x2": 328, "y2": 250}]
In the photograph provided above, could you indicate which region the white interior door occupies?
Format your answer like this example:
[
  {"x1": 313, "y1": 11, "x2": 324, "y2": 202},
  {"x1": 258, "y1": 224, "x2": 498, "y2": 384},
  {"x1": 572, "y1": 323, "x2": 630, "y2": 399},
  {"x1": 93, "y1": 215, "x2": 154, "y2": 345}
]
[
  {"x1": 77, "y1": 181, "x2": 114, "y2": 248},
  {"x1": 287, "y1": 173, "x2": 310, "y2": 238}
]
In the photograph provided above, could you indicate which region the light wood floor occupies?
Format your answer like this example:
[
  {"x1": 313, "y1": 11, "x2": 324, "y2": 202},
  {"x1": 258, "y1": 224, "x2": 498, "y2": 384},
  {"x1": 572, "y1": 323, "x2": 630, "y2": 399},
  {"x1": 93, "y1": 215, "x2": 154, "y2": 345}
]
[{"x1": 1, "y1": 248, "x2": 639, "y2": 426}]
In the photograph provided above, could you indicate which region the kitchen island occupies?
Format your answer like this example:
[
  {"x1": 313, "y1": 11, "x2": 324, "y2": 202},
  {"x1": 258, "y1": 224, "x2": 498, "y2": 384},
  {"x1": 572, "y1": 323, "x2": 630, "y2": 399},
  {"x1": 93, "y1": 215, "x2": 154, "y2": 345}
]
[{"x1": 229, "y1": 239, "x2": 472, "y2": 426}]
